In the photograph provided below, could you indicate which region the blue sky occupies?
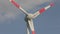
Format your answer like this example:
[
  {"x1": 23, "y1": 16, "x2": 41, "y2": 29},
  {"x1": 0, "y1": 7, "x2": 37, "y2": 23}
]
[{"x1": 0, "y1": 0, "x2": 60, "y2": 34}]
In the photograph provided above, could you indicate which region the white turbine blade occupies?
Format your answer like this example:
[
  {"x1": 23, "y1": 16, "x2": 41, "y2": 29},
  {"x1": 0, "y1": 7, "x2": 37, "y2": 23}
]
[
  {"x1": 9, "y1": 0, "x2": 28, "y2": 15},
  {"x1": 27, "y1": 27, "x2": 30, "y2": 34},
  {"x1": 20, "y1": 7, "x2": 28, "y2": 15},
  {"x1": 32, "y1": 11, "x2": 40, "y2": 19},
  {"x1": 32, "y1": 3, "x2": 54, "y2": 18},
  {"x1": 44, "y1": 3, "x2": 54, "y2": 10},
  {"x1": 28, "y1": 19, "x2": 35, "y2": 34}
]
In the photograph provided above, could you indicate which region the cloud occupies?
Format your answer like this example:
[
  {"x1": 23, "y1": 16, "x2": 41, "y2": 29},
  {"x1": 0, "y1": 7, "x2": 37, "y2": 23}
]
[
  {"x1": 0, "y1": 11, "x2": 17, "y2": 24},
  {"x1": 17, "y1": 0, "x2": 53, "y2": 10},
  {"x1": 0, "y1": 0, "x2": 21, "y2": 24}
]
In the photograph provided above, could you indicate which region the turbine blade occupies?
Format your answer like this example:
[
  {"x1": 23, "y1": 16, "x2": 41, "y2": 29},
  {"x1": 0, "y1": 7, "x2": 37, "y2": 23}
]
[
  {"x1": 39, "y1": 3, "x2": 54, "y2": 14},
  {"x1": 28, "y1": 19, "x2": 35, "y2": 34},
  {"x1": 27, "y1": 27, "x2": 30, "y2": 34},
  {"x1": 33, "y1": 3, "x2": 54, "y2": 18},
  {"x1": 9, "y1": 0, "x2": 19, "y2": 8},
  {"x1": 20, "y1": 7, "x2": 29, "y2": 15},
  {"x1": 9, "y1": 0, "x2": 28, "y2": 15}
]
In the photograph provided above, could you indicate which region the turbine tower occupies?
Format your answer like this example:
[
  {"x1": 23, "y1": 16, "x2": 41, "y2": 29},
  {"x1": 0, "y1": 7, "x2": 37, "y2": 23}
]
[{"x1": 9, "y1": 0, "x2": 54, "y2": 34}]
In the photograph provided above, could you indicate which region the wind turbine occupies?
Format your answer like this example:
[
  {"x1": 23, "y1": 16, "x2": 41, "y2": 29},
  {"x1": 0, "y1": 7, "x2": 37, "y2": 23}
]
[{"x1": 9, "y1": 0, "x2": 54, "y2": 34}]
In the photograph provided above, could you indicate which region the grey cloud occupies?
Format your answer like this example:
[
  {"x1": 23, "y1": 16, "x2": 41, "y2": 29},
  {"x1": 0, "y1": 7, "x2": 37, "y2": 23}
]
[{"x1": 17, "y1": 0, "x2": 53, "y2": 10}]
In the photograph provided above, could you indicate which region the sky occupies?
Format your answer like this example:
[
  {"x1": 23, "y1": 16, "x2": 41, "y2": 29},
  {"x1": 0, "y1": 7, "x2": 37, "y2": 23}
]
[{"x1": 0, "y1": 0, "x2": 60, "y2": 34}]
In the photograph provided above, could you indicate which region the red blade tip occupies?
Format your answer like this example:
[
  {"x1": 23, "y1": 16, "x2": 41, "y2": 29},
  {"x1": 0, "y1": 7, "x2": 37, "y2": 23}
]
[{"x1": 50, "y1": 3, "x2": 54, "y2": 7}]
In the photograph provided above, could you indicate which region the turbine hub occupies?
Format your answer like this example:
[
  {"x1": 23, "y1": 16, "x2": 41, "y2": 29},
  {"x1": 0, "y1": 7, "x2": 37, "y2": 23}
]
[{"x1": 27, "y1": 14, "x2": 33, "y2": 19}]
